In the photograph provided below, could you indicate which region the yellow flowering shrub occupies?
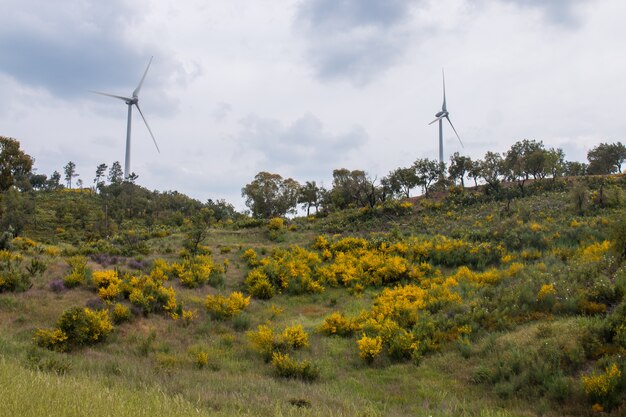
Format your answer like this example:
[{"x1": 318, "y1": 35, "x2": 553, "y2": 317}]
[
  {"x1": 242, "y1": 248, "x2": 259, "y2": 267},
  {"x1": 63, "y1": 256, "x2": 89, "y2": 288},
  {"x1": 582, "y1": 363, "x2": 623, "y2": 409},
  {"x1": 579, "y1": 241, "x2": 611, "y2": 263},
  {"x1": 318, "y1": 312, "x2": 355, "y2": 336},
  {"x1": 537, "y1": 284, "x2": 557, "y2": 300},
  {"x1": 248, "y1": 324, "x2": 276, "y2": 361},
  {"x1": 270, "y1": 352, "x2": 319, "y2": 381},
  {"x1": 280, "y1": 324, "x2": 309, "y2": 349},
  {"x1": 35, "y1": 307, "x2": 113, "y2": 352},
  {"x1": 268, "y1": 217, "x2": 284, "y2": 231},
  {"x1": 111, "y1": 303, "x2": 132, "y2": 324},
  {"x1": 357, "y1": 335, "x2": 383, "y2": 364},
  {"x1": 204, "y1": 291, "x2": 250, "y2": 320}
]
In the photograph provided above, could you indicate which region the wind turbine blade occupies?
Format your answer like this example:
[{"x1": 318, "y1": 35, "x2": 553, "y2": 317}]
[
  {"x1": 428, "y1": 117, "x2": 443, "y2": 125},
  {"x1": 135, "y1": 104, "x2": 160, "y2": 153},
  {"x1": 442, "y1": 67, "x2": 447, "y2": 112},
  {"x1": 133, "y1": 56, "x2": 153, "y2": 98},
  {"x1": 445, "y1": 116, "x2": 463, "y2": 147},
  {"x1": 90, "y1": 90, "x2": 132, "y2": 102}
]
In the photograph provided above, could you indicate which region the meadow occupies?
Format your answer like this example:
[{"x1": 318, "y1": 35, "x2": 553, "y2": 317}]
[{"x1": 1, "y1": 175, "x2": 625, "y2": 417}]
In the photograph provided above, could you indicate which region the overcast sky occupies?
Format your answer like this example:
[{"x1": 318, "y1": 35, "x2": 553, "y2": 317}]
[{"x1": 1, "y1": 0, "x2": 625, "y2": 209}]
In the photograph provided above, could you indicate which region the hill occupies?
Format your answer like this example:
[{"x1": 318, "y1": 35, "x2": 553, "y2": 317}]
[{"x1": 0, "y1": 174, "x2": 625, "y2": 416}]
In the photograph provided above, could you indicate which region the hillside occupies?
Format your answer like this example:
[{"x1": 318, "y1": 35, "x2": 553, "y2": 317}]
[{"x1": 1, "y1": 175, "x2": 625, "y2": 416}]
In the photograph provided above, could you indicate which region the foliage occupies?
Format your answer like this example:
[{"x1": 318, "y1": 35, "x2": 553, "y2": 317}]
[
  {"x1": 357, "y1": 335, "x2": 383, "y2": 364},
  {"x1": 204, "y1": 291, "x2": 250, "y2": 320},
  {"x1": 34, "y1": 307, "x2": 113, "y2": 352},
  {"x1": 0, "y1": 137, "x2": 33, "y2": 192},
  {"x1": 242, "y1": 172, "x2": 300, "y2": 218},
  {"x1": 270, "y1": 352, "x2": 320, "y2": 381}
]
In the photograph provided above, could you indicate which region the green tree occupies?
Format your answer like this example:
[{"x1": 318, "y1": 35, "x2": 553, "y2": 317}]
[
  {"x1": 588, "y1": 142, "x2": 626, "y2": 174},
  {"x1": 0, "y1": 137, "x2": 33, "y2": 192},
  {"x1": 63, "y1": 161, "x2": 78, "y2": 189},
  {"x1": 242, "y1": 172, "x2": 301, "y2": 218},
  {"x1": 108, "y1": 162, "x2": 123, "y2": 185},
  {"x1": 387, "y1": 167, "x2": 418, "y2": 198},
  {"x1": 205, "y1": 199, "x2": 237, "y2": 222},
  {"x1": 479, "y1": 151, "x2": 505, "y2": 194},
  {"x1": 544, "y1": 148, "x2": 566, "y2": 180},
  {"x1": 467, "y1": 160, "x2": 482, "y2": 188},
  {"x1": 94, "y1": 163, "x2": 108, "y2": 191},
  {"x1": 413, "y1": 158, "x2": 444, "y2": 195},
  {"x1": 298, "y1": 181, "x2": 322, "y2": 216},
  {"x1": 565, "y1": 161, "x2": 587, "y2": 177},
  {"x1": 46, "y1": 171, "x2": 62, "y2": 190},
  {"x1": 448, "y1": 152, "x2": 472, "y2": 188}
]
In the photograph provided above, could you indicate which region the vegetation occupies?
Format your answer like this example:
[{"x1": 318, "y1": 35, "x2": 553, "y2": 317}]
[{"x1": 1, "y1": 138, "x2": 626, "y2": 416}]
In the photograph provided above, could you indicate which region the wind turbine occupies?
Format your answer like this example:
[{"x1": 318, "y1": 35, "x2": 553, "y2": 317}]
[
  {"x1": 91, "y1": 57, "x2": 160, "y2": 179},
  {"x1": 429, "y1": 68, "x2": 463, "y2": 164}
]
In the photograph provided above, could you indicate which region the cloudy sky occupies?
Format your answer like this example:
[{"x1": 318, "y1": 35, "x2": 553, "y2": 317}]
[{"x1": 1, "y1": 0, "x2": 625, "y2": 208}]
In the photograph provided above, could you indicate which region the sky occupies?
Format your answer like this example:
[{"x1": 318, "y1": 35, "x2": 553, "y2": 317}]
[{"x1": 1, "y1": 0, "x2": 625, "y2": 209}]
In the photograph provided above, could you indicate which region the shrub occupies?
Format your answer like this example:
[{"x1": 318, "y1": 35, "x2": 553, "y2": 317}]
[
  {"x1": 204, "y1": 291, "x2": 250, "y2": 320},
  {"x1": 318, "y1": 312, "x2": 355, "y2": 337},
  {"x1": 248, "y1": 324, "x2": 276, "y2": 361},
  {"x1": 281, "y1": 324, "x2": 309, "y2": 349},
  {"x1": 35, "y1": 307, "x2": 113, "y2": 352},
  {"x1": 268, "y1": 217, "x2": 284, "y2": 231},
  {"x1": 111, "y1": 303, "x2": 132, "y2": 324},
  {"x1": 357, "y1": 335, "x2": 383, "y2": 364},
  {"x1": 195, "y1": 351, "x2": 209, "y2": 369},
  {"x1": 582, "y1": 363, "x2": 624, "y2": 410},
  {"x1": 271, "y1": 352, "x2": 320, "y2": 381}
]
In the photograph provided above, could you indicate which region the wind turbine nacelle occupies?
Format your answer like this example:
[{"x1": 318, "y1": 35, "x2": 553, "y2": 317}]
[{"x1": 435, "y1": 111, "x2": 448, "y2": 118}]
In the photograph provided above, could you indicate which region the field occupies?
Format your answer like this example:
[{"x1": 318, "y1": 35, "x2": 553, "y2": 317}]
[{"x1": 1, "y1": 175, "x2": 625, "y2": 416}]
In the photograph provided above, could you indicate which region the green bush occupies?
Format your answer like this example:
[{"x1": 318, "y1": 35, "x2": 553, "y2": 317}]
[{"x1": 271, "y1": 352, "x2": 319, "y2": 382}]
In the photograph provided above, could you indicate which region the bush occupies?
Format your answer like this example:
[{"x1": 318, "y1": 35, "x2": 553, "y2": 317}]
[
  {"x1": 248, "y1": 324, "x2": 276, "y2": 362},
  {"x1": 357, "y1": 335, "x2": 383, "y2": 364},
  {"x1": 271, "y1": 352, "x2": 320, "y2": 382},
  {"x1": 280, "y1": 324, "x2": 309, "y2": 349},
  {"x1": 204, "y1": 292, "x2": 250, "y2": 320},
  {"x1": 34, "y1": 307, "x2": 113, "y2": 352},
  {"x1": 582, "y1": 363, "x2": 624, "y2": 410},
  {"x1": 318, "y1": 312, "x2": 355, "y2": 337},
  {"x1": 111, "y1": 303, "x2": 132, "y2": 324}
]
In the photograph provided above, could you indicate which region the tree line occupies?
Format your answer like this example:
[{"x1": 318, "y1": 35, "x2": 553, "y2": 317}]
[{"x1": 241, "y1": 139, "x2": 626, "y2": 218}]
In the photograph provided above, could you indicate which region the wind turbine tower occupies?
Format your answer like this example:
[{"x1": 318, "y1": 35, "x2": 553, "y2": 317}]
[
  {"x1": 429, "y1": 68, "x2": 463, "y2": 163},
  {"x1": 91, "y1": 57, "x2": 160, "y2": 179}
]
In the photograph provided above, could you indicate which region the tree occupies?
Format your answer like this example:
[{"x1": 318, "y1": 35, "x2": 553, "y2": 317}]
[
  {"x1": 0, "y1": 137, "x2": 33, "y2": 192},
  {"x1": 479, "y1": 151, "x2": 505, "y2": 193},
  {"x1": 108, "y1": 161, "x2": 124, "y2": 185},
  {"x1": 544, "y1": 148, "x2": 566, "y2": 180},
  {"x1": 587, "y1": 142, "x2": 626, "y2": 174},
  {"x1": 467, "y1": 160, "x2": 482, "y2": 188},
  {"x1": 242, "y1": 172, "x2": 301, "y2": 218},
  {"x1": 564, "y1": 161, "x2": 587, "y2": 177},
  {"x1": 127, "y1": 172, "x2": 139, "y2": 184},
  {"x1": 94, "y1": 163, "x2": 108, "y2": 191},
  {"x1": 325, "y1": 169, "x2": 381, "y2": 210},
  {"x1": 413, "y1": 158, "x2": 444, "y2": 195},
  {"x1": 298, "y1": 181, "x2": 322, "y2": 216},
  {"x1": 205, "y1": 199, "x2": 237, "y2": 222},
  {"x1": 503, "y1": 139, "x2": 547, "y2": 193},
  {"x1": 47, "y1": 171, "x2": 62, "y2": 190},
  {"x1": 387, "y1": 167, "x2": 419, "y2": 198},
  {"x1": 29, "y1": 173, "x2": 48, "y2": 190},
  {"x1": 448, "y1": 152, "x2": 472, "y2": 188},
  {"x1": 63, "y1": 161, "x2": 78, "y2": 189}
]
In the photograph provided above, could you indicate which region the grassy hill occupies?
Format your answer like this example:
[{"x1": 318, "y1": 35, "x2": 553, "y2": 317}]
[{"x1": 1, "y1": 175, "x2": 625, "y2": 416}]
